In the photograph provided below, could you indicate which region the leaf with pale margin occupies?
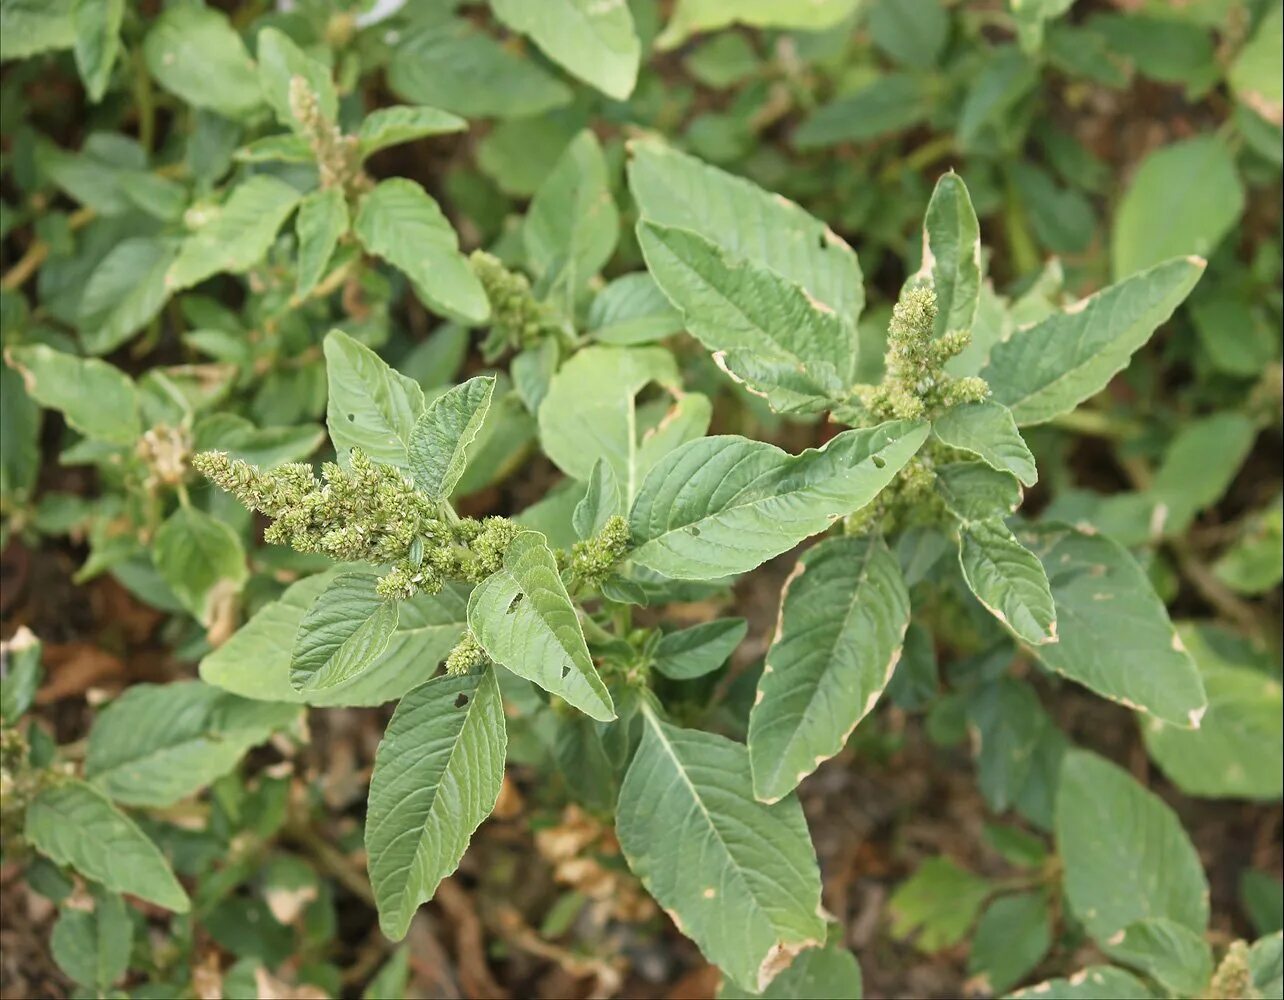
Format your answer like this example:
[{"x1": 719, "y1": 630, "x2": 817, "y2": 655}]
[
  {"x1": 294, "y1": 187, "x2": 348, "y2": 300},
  {"x1": 628, "y1": 420, "x2": 929, "y2": 580},
  {"x1": 289, "y1": 572, "x2": 399, "y2": 692},
  {"x1": 1103, "y1": 917, "x2": 1213, "y2": 997},
  {"x1": 357, "y1": 105, "x2": 466, "y2": 160},
  {"x1": 1018, "y1": 524, "x2": 1206, "y2": 727},
  {"x1": 957, "y1": 518, "x2": 1057, "y2": 645},
  {"x1": 749, "y1": 536, "x2": 909, "y2": 802},
  {"x1": 201, "y1": 571, "x2": 470, "y2": 706},
  {"x1": 908, "y1": 172, "x2": 981, "y2": 338},
  {"x1": 933, "y1": 401, "x2": 1037, "y2": 486},
  {"x1": 617, "y1": 709, "x2": 826, "y2": 992},
  {"x1": 25, "y1": 779, "x2": 189, "y2": 912},
  {"x1": 628, "y1": 140, "x2": 863, "y2": 323},
  {"x1": 409, "y1": 376, "x2": 495, "y2": 501},
  {"x1": 1056, "y1": 750, "x2": 1208, "y2": 943},
  {"x1": 1007, "y1": 966, "x2": 1156, "y2": 999},
  {"x1": 654, "y1": 618, "x2": 748, "y2": 680},
  {"x1": 366, "y1": 668, "x2": 506, "y2": 939},
  {"x1": 468, "y1": 531, "x2": 615, "y2": 721},
  {"x1": 638, "y1": 221, "x2": 855, "y2": 413},
  {"x1": 324, "y1": 329, "x2": 425, "y2": 469},
  {"x1": 85, "y1": 681, "x2": 299, "y2": 807},
  {"x1": 5, "y1": 345, "x2": 140, "y2": 446},
  {"x1": 491, "y1": 0, "x2": 640, "y2": 99},
  {"x1": 153, "y1": 506, "x2": 248, "y2": 625},
  {"x1": 718, "y1": 925, "x2": 862, "y2": 998},
  {"x1": 354, "y1": 178, "x2": 489, "y2": 324},
  {"x1": 982, "y1": 257, "x2": 1204, "y2": 426}
]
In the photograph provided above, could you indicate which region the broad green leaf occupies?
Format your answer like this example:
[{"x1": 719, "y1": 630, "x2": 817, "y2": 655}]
[
  {"x1": 1250, "y1": 932, "x2": 1283, "y2": 997},
  {"x1": 1, "y1": 0, "x2": 74, "y2": 60},
  {"x1": 153, "y1": 506, "x2": 248, "y2": 624},
  {"x1": 749, "y1": 536, "x2": 910, "y2": 802},
  {"x1": 201, "y1": 571, "x2": 470, "y2": 707},
  {"x1": 909, "y1": 172, "x2": 981, "y2": 338},
  {"x1": 366, "y1": 668, "x2": 506, "y2": 940},
  {"x1": 966, "y1": 677, "x2": 1064, "y2": 819},
  {"x1": 1149, "y1": 412, "x2": 1257, "y2": 537},
  {"x1": 1008, "y1": 967, "x2": 1156, "y2": 999},
  {"x1": 525, "y1": 130, "x2": 619, "y2": 300},
  {"x1": 793, "y1": 74, "x2": 933, "y2": 149},
  {"x1": 0, "y1": 363, "x2": 40, "y2": 501},
  {"x1": 617, "y1": 709, "x2": 827, "y2": 992},
  {"x1": 77, "y1": 236, "x2": 178, "y2": 355},
  {"x1": 193, "y1": 413, "x2": 323, "y2": 467},
  {"x1": 294, "y1": 187, "x2": 348, "y2": 300},
  {"x1": 491, "y1": 0, "x2": 640, "y2": 99},
  {"x1": 638, "y1": 222, "x2": 856, "y2": 413},
  {"x1": 1019, "y1": 524, "x2": 1206, "y2": 727},
  {"x1": 85, "y1": 681, "x2": 299, "y2": 807},
  {"x1": 289, "y1": 572, "x2": 399, "y2": 692},
  {"x1": 167, "y1": 176, "x2": 302, "y2": 291},
  {"x1": 889, "y1": 857, "x2": 990, "y2": 951},
  {"x1": 468, "y1": 531, "x2": 615, "y2": 721},
  {"x1": 968, "y1": 891, "x2": 1052, "y2": 995},
  {"x1": 408, "y1": 375, "x2": 495, "y2": 501},
  {"x1": 932, "y1": 401, "x2": 1037, "y2": 487},
  {"x1": 539, "y1": 346, "x2": 709, "y2": 503},
  {"x1": 1229, "y1": 3, "x2": 1283, "y2": 124},
  {"x1": 654, "y1": 618, "x2": 747, "y2": 680},
  {"x1": 362, "y1": 947, "x2": 410, "y2": 1000},
  {"x1": 588, "y1": 273, "x2": 685, "y2": 345},
  {"x1": 958, "y1": 519, "x2": 1057, "y2": 645},
  {"x1": 5, "y1": 345, "x2": 140, "y2": 445},
  {"x1": 50, "y1": 888, "x2": 130, "y2": 991},
  {"x1": 255, "y1": 26, "x2": 336, "y2": 130},
  {"x1": 0, "y1": 627, "x2": 42, "y2": 723},
  {"x1": 72, "y1": 0, "x2": 123, "y2": 102},
  {"x1": 1056, "y1": 750, "x2": 1208, "y2": 943},
  {"x1": 1111, "y1": 136, "x2": 1243, "y2": 280},
  {"x1": 142, "y1": 4, "x2": 262, "y2": 118},
  {"x1": 656, "y1": 0, "x2": 860, "y2": 49},
  {"x1": 718, "y1": 926, "x2": 863, "y2": 999},
  {"x1": 324, "y1": 328, "x2": 425, "y2": 469},
  {"x1": 354, "y1": 178, "x2": 489, "y2": 324},
  {"x1": 573, "y1": 460, "x2": 622, "y2": 540},
  {"x1": 1215, "y1": 496, "x2": 1284, "y2": 596},
  {"x1": 1142, "y1": 624, "x2": 1283, "y2": 800},
  {"x1": 628, "y1": 141, "x2": 863, "y2": 323},
  {"x1": 982, "y1": 257, "x2": 1204, "y2": 426},
  {"x1": 628, "y1": 420, "x2": 929, "y2": 580},
  {"x1": 357, "y1": 105, "x2": 466, "y2": 160},
  {"x1": 25, "y1": 779, "x2": 189, "y2": 912},
  {"x1": 1103, "y1": 917, "x2": 1213, "y2": 997},
  {"x1": 387, "y1": 19, "x2": 572, "y2": 119}
]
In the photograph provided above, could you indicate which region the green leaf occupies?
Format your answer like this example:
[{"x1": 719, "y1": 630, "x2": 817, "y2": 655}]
[
  {"x1": 50, "y1": 888, "x2": 130, "y2": 991},
  {"x1": 294, "y1": 187, "x2": 348, "y2": 300},
  {"x1": 357, "y1": 105, "x2": 466, "y2": 160},
  {"x1": 628, "y1": 140, "x2": 864, "y2": 323},
  {"x1": 628, "y1": 420, "x2": 929, "y2": 580},
  {"x1": 193, "y1": 413, "x2": 323, "y2": 468},
  {"x1": 909, "y1": 172, "x2": 981, "y2": 338},
  {"x1": 1019, "y1": 524, "x2": 1206, "y2": 727},
  {"x1": 588, "y1": 273, "x2": 685, "y2": 346},
  {"x1": 1103, "y1": 917, "x2": 1213, "y2": 997},
  {"x1": 617, "y1": 709, "x2": 827, "y2": 992},
  {"x1": 654, "y1": 618, "x2": 747, "y2": 680},
  {"x1": 354, "y1": 178, "x2": 489, "y2": 324},
  {"x1": 932, "y1": 401, "x2": 1037, "y2": 487},
  {"x1": 718, "y1": 926, "x2": 863, "y2": 998},
  {"x1": 1142, "y1": 624, "x2": 1283, "y2": 800},
  {"x1": 1111, "y1": 136, "x2": 1244, "y2": 280},
  {"x1": 290, "y1": 572, "x2": 399, "y2": 692},
  {"x1": 1229, "y1": 3, "x2": 1283, "y2": 125},
  {"x1": 793, "y1": 74, "x2": 933, "y2": 148},
  {"x1": 387, "y1": 18, "x2": 572, "y2": 119},
  {"x1": 85, "y1": 680, "x2": 299, "y2": 807},
  {"x1": 0, "y1": 363, "x2": 40, "y2": 502},
  {"x1": 202, "y1": 571, "x2": 469, "y2": 707},
  {"x1": 366, "y1": 668, "x2": 506, "y2": 940},
  {"x1": 889, "y1": 857, "x2": 990, "y2": 951},
  {"x1": 1, "y1": 0, "x2": 74, "y2": 60},
  {"x1": 0, "y1": 627, "x2": 42, "y2": 724},
  {"x1": 656, "y1": 0, "x2": 859, "y2": 49},
  {"x1": 1056, "y1": 750, "x2": 1208, "y2": 944},
  {"x1": 468, "y1": 531, "x2": 615, "y2": 721},
  {"x1": 539, "y1": 346, "x2": 709, "y2": 504},
  {"x1": 72, "y1": 0, "x2": 123, "y2": 102},
  {"x1": 1250, "y1": 932, "x2": 1283, "y2": 998},
  {"x1": 324, "y1": 329, "x2": 425, "y2": 469},
  {"x1": 638, "y1": 221, "x2": 856, "y2": 413},
  {"x1": 409, "y1": 375, "x2": 495, "y2": 501},
  {"x1": 525, "y1": 130, "x2": 619, "y2": 300},
  {"x1": 957, "y1": 519, "x2": 1057, "y2": 645},
  {"x1": 1008, "y1": 966, "x2": 1156, "y2": 999},
  {"x1": 749, "y1": 536, "x2": 910, "y2": 802},
  {"x1": 982, "y1": 257, "x2": 1204, "y2": 426},
  {"x1": 491, "y1": 0, "x2": 640, "y2": 100},
  {"x1": 5, "y1": 345, "x2": 140, "y2": 445},
  {"x1": 167, "y1": 176, "x2": 302, "y2": 291},
  {"x1": 142, "y1": 4, "x2": 262, "y2": 118},
  {"x1": 25, "y1": 778, "x2": 189, "y2": 912},
  {"x1": 255, "y1": 26, "x2": 336, "y2": 130},
  {"x1": 77, "y1": 236, "x2": 179, "y2": 355},
  {"x1": 573, "y1": 460, "x2": 622, "y2": 540},
  {"x1": 1149, "y1": 412, "x2": 1258, "y2": 538},
  {"x1": 967, "y1": 891, "x2": 1052, "y2": 995},
  {"x1": 153, "y1": 506, "x2": 248, "y2": 624}
]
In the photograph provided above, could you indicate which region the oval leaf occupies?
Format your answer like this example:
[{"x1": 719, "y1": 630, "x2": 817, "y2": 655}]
[{"x1": 289, "y1": 572, "x2": 399, "y2": 692}]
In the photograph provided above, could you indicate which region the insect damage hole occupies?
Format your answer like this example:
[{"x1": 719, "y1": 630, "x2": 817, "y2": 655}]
[{"x1": 454, "y1": 693, "x2": 470, "y2": 708}]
